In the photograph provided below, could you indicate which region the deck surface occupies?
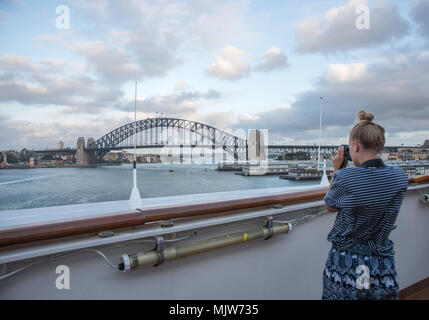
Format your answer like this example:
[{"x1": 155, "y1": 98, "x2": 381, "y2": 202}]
[{"x1": 403, "y1": 286, "x2": 429, "y2": 300}]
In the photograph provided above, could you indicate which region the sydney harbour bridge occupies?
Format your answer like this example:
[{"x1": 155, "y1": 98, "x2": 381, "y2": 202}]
[{"x1": 35, "y1": 117, "x2": 340, "y2": 165}]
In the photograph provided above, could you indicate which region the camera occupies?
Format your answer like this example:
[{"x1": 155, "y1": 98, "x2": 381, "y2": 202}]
[
  {"x1": 341, "y1": 144, "x2": 352, "y2": 161},
  {"x1": 338, "y1": 144, "x2": 352, "y2": 169}
]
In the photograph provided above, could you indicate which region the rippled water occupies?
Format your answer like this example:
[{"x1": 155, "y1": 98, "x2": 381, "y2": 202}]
[{"x1": 0, "y1": 164, "x2": 317, "y2": 211}]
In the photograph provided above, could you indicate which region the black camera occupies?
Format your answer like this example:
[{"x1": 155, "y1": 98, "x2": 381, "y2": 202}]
[
  {"x1": 341, "y1": 144, "x2": 353, "y2": 161},
  {"x1": 338, "y1": 145, "x2": 352, "y2": 169}
]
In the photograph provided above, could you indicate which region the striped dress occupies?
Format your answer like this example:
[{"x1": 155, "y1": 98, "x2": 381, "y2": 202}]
[{"x1": 322, "y1": 159, "x2": 408, "y2": 300}]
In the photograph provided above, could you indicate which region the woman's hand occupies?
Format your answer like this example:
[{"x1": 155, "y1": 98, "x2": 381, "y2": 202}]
[{"x1": 332, "y1": 146, "x2": 347, "y2": 172}]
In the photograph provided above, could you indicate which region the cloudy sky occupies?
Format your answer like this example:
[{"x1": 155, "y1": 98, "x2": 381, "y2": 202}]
[{"x1": 0, "y1": 0, "x2": 428, "y2": 150}]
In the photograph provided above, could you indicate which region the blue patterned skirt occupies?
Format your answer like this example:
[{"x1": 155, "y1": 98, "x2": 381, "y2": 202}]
[{"x1": 322, "y1": 241, "x2": 399, "y2": 300}]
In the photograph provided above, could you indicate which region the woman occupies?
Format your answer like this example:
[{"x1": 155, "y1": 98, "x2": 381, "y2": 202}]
[{"x1": 322, "y1": 110, "x2": 409, "y2": 300}]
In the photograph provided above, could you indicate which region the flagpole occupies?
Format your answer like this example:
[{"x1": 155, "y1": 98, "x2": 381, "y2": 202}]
[
  {"x1": 134, "y1": 81, "x2": 137, "y2": 164},
  {"x1": 129, "y1": 80, "x2": 142, "y2": 209},
  {"x1": 318, "y1": 96, "x2": 323, "y2": 171}
]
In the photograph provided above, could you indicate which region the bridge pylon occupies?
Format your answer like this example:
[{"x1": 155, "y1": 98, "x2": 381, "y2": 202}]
[{"x1": 76, "y1": 137, "x2": 96, "y2": 166}]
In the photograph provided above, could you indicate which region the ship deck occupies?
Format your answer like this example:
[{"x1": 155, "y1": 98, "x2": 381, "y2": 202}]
[
  {"x1": 401, "y1": 278, "x2": 429, "y2": 300},
  {"x1": 0, "y1": 175, "x2": 428, "y2": 299},
  {"x1": 403, "y1": 287, "x2": 429, "y2": 300}
]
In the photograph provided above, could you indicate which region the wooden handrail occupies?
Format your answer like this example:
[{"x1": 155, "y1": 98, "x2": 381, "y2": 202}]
[
  {"x1": 408, "y1": 175, "x2": 429, "y2": 184},
  {"x1": 0, "y1": 175, "x2": 428, "y2": 247}
]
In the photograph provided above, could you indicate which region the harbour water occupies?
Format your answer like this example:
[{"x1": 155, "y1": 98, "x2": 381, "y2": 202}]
[{"x1": 0, "y1": 164, "x2": 317, "y2": 212}]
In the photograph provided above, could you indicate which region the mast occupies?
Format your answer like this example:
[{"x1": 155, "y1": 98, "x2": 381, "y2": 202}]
[
  {"x1": 129, "y1": 81, "x2": 142, "y2": 209},
  {"x1": 317, "y1": 96, "x2": 323, "y2": 171},
  {"x1": 134, "y1": 81, "x2": 137, "y2": 163}
]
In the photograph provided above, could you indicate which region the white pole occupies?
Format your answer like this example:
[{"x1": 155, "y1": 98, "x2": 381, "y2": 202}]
[
  {"x1": 318, "y1": 97, "x2": 323, "y2": 171},
  {"x1": 134, "y1": 81, "x2": 137, "y2": 164},
  {"x1": 320, "y1": 158, "x2": 329, "y2": 186},
  {"x1": 129, "y1": 81, "x2": 142, "y2": 209}
]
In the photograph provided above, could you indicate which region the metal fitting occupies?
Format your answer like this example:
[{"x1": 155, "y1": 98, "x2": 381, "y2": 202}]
[
  {"x1": 136, "y1": 208, "x2": 146, "y2": 223},
  {"x1": 154, "y1": 236, "x2": 165, "y2": 267},
  {"x1": 161, "y1": 220, "x2": 174, "y2": 228},
  {"x1": 265, "y1": 216, "x2": 274, "y2": 240},
  {"x1": 120, "y1": 253, "x2": 131, "y2": 272},
  {"x1": 98, "y1": 230, "x2": 114, "y2": 238}
]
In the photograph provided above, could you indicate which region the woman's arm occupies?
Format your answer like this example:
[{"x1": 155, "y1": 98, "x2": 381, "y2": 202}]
[{"x1": 325, "y1": 169, "x2": 338, "y2": 212}]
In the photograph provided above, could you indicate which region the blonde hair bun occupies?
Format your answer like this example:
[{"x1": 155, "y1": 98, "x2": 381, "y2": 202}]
[
  {"x1": 357, "y1": 110, "x2": 374, "y2": 124},
  {"x1": 351, "y1": 110, "x2": 385, "y2": 152}
]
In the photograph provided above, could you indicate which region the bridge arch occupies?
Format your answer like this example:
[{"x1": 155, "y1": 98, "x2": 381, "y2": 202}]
[{"x1": 88, "y1": 117, "x2": 248, "y2": 160}]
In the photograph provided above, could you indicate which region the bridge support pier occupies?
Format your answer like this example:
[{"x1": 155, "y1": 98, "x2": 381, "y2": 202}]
[{"x1": 76, "y1": 137, "x2": 96, "y2": 166}]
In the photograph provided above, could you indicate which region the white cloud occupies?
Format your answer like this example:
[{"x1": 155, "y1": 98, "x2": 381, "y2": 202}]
[
  {"x1": 175, "y1": 82, "x2": 190, "y2": 91},
  {"x1": 73, "y1": 40, "x2": 142, "y2": 84},
  {"x1": 37, "y1": 30, "x2": 181, "y2": 83},
  {"x1": 34, "y1": 0, "x2": 255, "y2": 88},
  {"x1": 295, "y1": 0, "x2": 409, "y2": 54},
  {"x1": 116, "y1": 89, "x2": 222, "y2": 118},
  {"x1": 186, "y1": 0, "x2": 254, "y2": 49},
  {"x1": 232, "y1": 53, "x2": 429, "y2": 145},
  {"x1": 0, "y1": 113, "x2": 133, "y2": 150},
  {"x1": 325, "y1": 63, "x2": 369, "y2": 84},
  {"x1": 206, "y1": 46, "x2": 289, "y2": 80},
  {"x1": 3, "y1": 0, "x2": 428, "y2": 149},
  {"x1": 188, "y1": 110, "x2": 234, "y2": 131},
  {"x1": 239, "y1": 113, "x2": 260, "y2": 121},
  {"x1": 206, "y1": 45, "x2": 251, "y2": 80},
  {"x1": 0, "y1": 54, "x2": 41, "y2": 73},
  {"x1": 254, "y1": 47, "x2": 289, "y2": 72},
  {"x1": 0, "y1": 54, "x2": 123, "y2": 112}
]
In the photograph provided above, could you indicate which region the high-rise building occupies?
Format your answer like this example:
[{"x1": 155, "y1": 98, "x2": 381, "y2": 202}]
[
  {"x1": 20, "y1": 148, "x2": 29, "y2": 162},
  {"x1": 247, "y1": 129, "x2": 267, "y2": 162}
]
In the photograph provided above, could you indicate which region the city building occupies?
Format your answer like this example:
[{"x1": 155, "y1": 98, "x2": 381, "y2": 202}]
[
  {"x1": 381, "y1": 152, "x2": 389, "y2": 161},
  {"x1": 103, "y1": 152, "x2": 120, "y2": 162}
]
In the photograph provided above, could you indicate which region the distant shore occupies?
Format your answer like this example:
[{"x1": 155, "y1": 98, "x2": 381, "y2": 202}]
[{"x1": 0, "y1": 163, "x2": 122, "y2": 169}]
